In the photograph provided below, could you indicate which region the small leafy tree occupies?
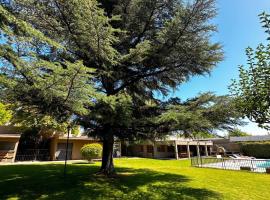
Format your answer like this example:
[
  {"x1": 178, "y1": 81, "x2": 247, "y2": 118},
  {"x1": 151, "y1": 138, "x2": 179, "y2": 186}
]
[
  {"x1": 80, "y1": 143, "x2": 102, "y2": 163},
  {"x1": 230, "y1": 12, "x2": 270, "y2": 130}
]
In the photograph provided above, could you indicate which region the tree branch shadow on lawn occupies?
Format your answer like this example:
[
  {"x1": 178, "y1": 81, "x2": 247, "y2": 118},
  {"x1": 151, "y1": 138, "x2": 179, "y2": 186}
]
[{"x1": 0, "y1": 164, "x2": 221, "y2": 200}]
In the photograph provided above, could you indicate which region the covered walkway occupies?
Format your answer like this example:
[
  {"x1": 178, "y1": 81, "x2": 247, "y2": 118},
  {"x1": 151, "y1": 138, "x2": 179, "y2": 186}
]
[{"x1": 121, "y1": 137, "x2": 213, "y2": 159}]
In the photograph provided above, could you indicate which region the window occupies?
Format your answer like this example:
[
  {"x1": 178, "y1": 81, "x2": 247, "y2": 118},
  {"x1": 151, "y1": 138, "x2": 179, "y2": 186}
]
[
  {"x1": 157, "y1": 145, "x2": 166, "y2": 152},
  {"x1": 56, "y1": 143, "x2": 73, "y2": 160},
  {"x1": 147, "y1": 145, "x2": 153, "y2": 153},
  {"x1": 167, "y1": 145, "x2": 175, "y2": 152},
  {"x1": 138, "y1": 145, "x2": 144, "y2": 152}
]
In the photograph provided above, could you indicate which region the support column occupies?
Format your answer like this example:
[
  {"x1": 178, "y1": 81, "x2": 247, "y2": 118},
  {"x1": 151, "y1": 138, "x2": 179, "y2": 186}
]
[
  {"x1": 50, "y1": 136, "x2": 58, "y2": 161},
  {"x1": 142, "y1": 145, "x2": 146, "y2": 157},
  {"x1": 12, "y1": 141, "x2": 19, "y2": 163},
  {"x1": 187, "y1": 142, "x2": 191, "y2": 159},
  {"x1": 174, "y1": 141, "x2": 179, "y2": 160},
  {"x1": 205, "y1": 144, "x2": 208, "y2": 157},
  {"x1": 153, "y1": 143, "x2": 158, "y2": 159},
  {"x1": 209, "y1": 146, "x2": 212, "y2": 156},
  {"x1": 196, "y1": 143, "x2": 200, "y2": 158}
]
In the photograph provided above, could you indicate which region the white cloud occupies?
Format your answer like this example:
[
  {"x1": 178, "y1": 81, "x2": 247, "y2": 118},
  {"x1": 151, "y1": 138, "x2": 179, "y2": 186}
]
[{"x1": 238, "y1": 119, "x2": 269, "y2": 136}]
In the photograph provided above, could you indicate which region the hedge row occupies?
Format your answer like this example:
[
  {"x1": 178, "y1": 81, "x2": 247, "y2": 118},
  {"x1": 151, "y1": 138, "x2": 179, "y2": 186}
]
[{"x1": 240, "y1": 142, "x2": 270, "y2": 159}]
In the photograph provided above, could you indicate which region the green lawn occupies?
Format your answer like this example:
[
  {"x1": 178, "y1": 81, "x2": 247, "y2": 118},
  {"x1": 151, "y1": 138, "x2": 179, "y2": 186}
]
[{"x1": 0, "y1": 158, "x2": 269, "y2": 200}]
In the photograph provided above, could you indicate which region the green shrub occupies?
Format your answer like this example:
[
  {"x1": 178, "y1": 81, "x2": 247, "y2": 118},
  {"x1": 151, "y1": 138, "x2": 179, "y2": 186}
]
[
  {"x1": 80, "y1": 143, "x2": 102, "y2": 162},
  {"x1": 240, "y1": 142, "x2": 270, "y2": 158}
]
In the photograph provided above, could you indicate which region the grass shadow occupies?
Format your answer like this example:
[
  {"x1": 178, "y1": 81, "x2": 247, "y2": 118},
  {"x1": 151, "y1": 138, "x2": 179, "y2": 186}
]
[{"x1": 0, "y1": 163, "x2": 221, "y2": 200}]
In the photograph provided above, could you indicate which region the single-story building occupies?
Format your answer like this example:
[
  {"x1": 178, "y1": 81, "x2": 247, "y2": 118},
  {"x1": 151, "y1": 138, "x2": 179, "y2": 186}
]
[
  {"x1": 50, "y1": 135, "x2": 101, "y2": 161},
  {"x1": 0, "y1": 126, "x2": 21, "y2": 163},
  {"x1": 10, "y1": 125, "x2": 270, "y2": 162},
  {"x1": 0, "y1": 126, "x2": 98, "y2": 162},
  {"x1": 121, "y1": 136, "x2": 213, "y2": 159},
  {"x1": 0, "y1": 126, "x2": 122, "y2": 162}
]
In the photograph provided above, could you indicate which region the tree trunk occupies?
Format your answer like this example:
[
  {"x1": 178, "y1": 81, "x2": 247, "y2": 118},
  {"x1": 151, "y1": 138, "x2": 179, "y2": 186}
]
[{"x1": 98, "y1": 133, "x2": 115, "y2": 176}]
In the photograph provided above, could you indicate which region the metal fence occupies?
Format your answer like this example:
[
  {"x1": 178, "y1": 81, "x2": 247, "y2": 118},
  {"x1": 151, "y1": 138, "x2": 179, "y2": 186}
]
[
  {"x1": 191, "y1": 157, "x2": 270, "y2": 173},
  {"x1": 16, "y1": 149, "x2": 50, "y2": 161}
]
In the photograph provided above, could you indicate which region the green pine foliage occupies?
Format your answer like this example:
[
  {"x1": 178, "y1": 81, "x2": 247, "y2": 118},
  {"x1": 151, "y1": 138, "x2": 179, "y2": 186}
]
[
  {"x1": 10, "y1": 107, "x2": 69, "y2": 135},
  {"x1": 0, "y1": 0, "x2": 224, "y2": 130},
  {"x1": 0, "y1": 0, "x2": 229, "y2": 173},
  {"x1": 157, "y1": 93, "x2": 244, "y2": 138},
  {"x1": 0, "y1": 4, "x2": 96, "y2": 122}
]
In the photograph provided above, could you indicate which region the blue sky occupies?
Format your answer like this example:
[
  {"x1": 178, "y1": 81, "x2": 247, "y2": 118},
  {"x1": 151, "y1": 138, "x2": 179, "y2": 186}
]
[{"x1": 167, "y1": 0, "x2": 270, "y2": 135}]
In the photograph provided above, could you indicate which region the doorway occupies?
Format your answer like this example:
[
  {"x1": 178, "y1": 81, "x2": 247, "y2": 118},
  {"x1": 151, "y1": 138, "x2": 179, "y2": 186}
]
[{"x1": 56, "y1": 143, "x2": 73, "y2": 160}]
